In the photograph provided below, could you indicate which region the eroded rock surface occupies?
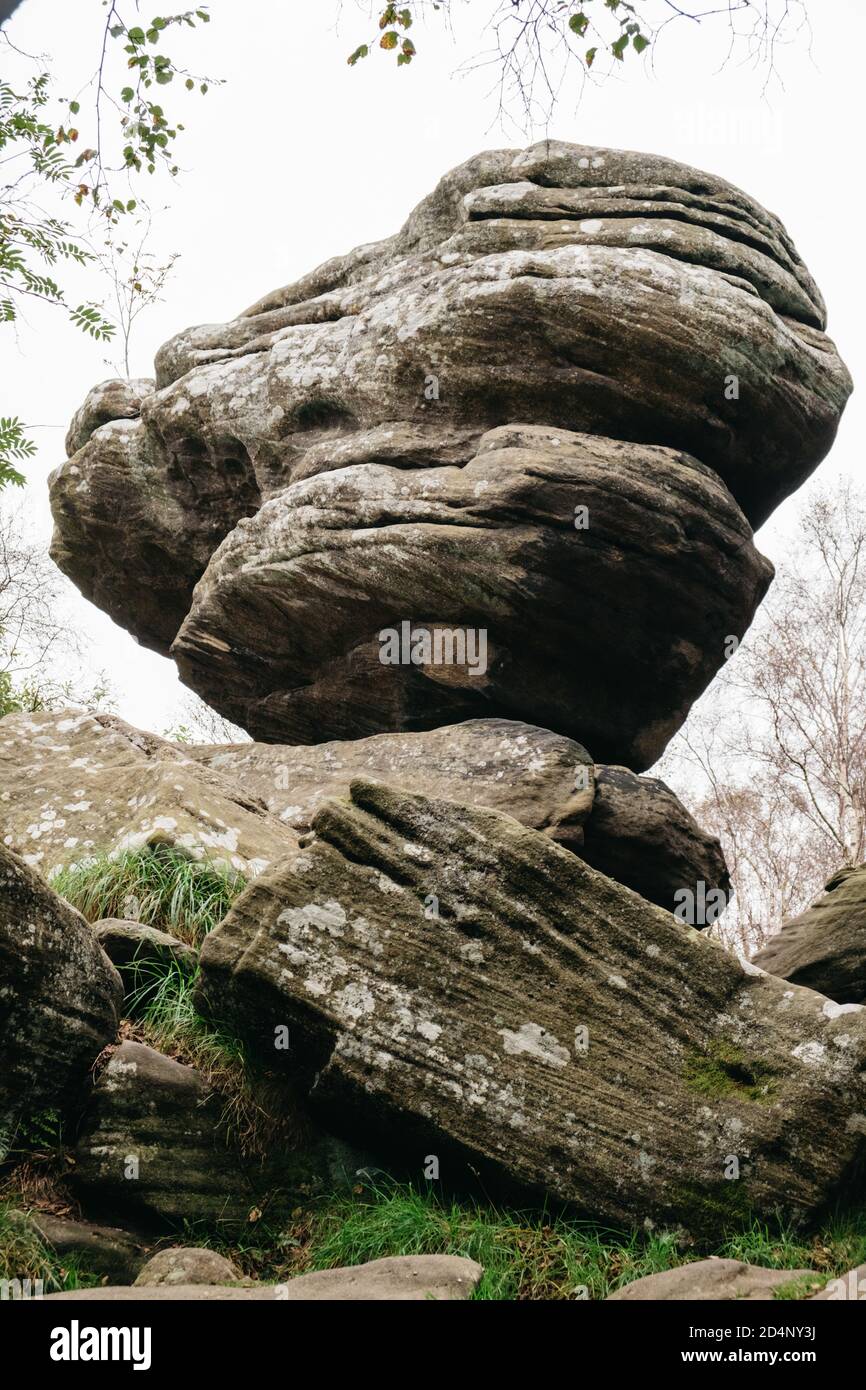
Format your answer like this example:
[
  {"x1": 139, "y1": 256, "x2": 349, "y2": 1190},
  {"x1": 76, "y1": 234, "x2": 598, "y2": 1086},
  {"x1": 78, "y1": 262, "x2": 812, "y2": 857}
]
[
  {"x1": 0, "y1": 843, "x2": 122, "y2": 1152},
  {"x1": 197, "y1": 781, "x2": 866, "y2": 1235},
  {"x1": 753, "y1": 865, "x2": 866, "y2": 1004},
  {"x1": 72, "y1": 1040, "x2": 355, "y2": 1230},
  {"x1": 606, "y1": 1258, "x2": 817, "y2": 1301},
  {"x1": 0, "y1": 709, "x2": 297, "y2": 878},
  {"x1": 50, "y1": 141, "x2": 850, "y2": 757},
  {"x1": 188, "y1": 717, "x2": 726, "y2": 908}
]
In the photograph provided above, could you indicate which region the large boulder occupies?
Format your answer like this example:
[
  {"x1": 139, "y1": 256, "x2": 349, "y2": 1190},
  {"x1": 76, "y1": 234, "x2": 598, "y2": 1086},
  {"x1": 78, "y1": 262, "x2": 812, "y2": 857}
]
[
  {"x1": 578, "y1": 765, "x2": 729, "y2": 913},
  {"x1": 49, "y1": 141, "x2": 850, "y2": 757},
  {"x1": 753, "y1": 865, "x2": 866, "y2": 1004},
  {"x1": 171, "y1": 426, "x2": 771, "y2": 766},
  {"x1": 196, "y1": 781, "x2": 866, "y2": 1236},
  {"x1": 71, "y1": 1040, "x2": 357, "y2": 1231},
  {"x1": 0, "y1": 843, "x2": 122, "y2": 1155},
  {"x1": 188, "y1": 718, "x2": 726, "y2": 909},
  {"x1": 0, "y1": 709, "x2": 297, "y2": 878}
]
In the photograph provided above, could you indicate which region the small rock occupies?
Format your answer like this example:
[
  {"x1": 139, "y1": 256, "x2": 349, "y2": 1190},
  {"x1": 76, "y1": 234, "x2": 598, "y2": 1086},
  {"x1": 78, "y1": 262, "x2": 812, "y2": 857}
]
[{"x1": 133, "y1": 1247, "x2": 241, "y2": 1287}]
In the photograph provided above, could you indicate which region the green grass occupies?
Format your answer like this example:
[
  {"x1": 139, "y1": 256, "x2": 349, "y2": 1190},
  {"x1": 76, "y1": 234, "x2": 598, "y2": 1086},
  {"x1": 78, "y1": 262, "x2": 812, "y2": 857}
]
[
  {"x1": 0, "y1": 1203, "x2": 102, "y2": 1294},
  {"x1": 187, "y1": 1183, "x2": 866, "y2": 1300},
  {"x1": 52, "y1": 844, "x2": 246, "y2": 948}
]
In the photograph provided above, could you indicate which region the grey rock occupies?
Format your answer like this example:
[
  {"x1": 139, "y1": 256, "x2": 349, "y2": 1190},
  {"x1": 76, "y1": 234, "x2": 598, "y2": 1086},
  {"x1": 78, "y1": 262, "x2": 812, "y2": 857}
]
[
  {"x1": 0, "y1": 708, "x2": 297, "y2": 879},
  {"x1": 71, "y1": 1040, "x2": 356, "y2": 1231},
  {"x1": 172, "y1": 426, "x2": 771, "y2": 767},
  {"x1": 579, "y1": 765, "x2": 729, "y2": 913},
  {"x1": 752, "y1": 865, "x2": 866, "y2": 1003},
  {"x1": 188, "y1": 719, "x2": 727, "y2": 906},
  {"x1": 47, "y1": 1254, "x2": 483, "y2": 1300},
  {"x1": 196, "y1": 780, "x2": 866, "y2": 1236},
  {"x1": 133, "y1": 1246, "x2": 241, "y2": 1287},
  {"x1": 29, "y1": 1212, "x2": 150, "y2": 1284},
  {"x1": 50, "y1": 142, "x2": 849, "y2": 756},
  {"x1": 0, "y1": 843, "x2": 122, "y2": 1154},
  {"x1": 606, "y1": 1258, "x2": 817, "y2": 1301},
  {"x1": 809, "y1": 1263, "x2": 866, "y2": 1300},
  {"x1": 92, "y1": 920, "x2": 197, "y2": 999}
]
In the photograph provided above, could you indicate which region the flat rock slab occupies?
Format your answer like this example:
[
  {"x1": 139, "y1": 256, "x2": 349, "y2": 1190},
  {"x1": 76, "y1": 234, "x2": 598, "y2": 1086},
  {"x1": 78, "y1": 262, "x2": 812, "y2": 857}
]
[
  {"x1": 0, "y1": 843, "x2": 122, "y2": 1152},
  {"x1": 606, "y1": 1258, "x2": 817, "y2": 1301},
  {"x1": 196, "y1": 780, "x2": 866, "y2": 1236},
  {"x1": 0, "y1": 709, "x2": 297, "y2": 879},
  {"x1": 753, "y1": 865, "x2": 866, "y2": 1004},
  {"x1": 28, "y1": 1213, "x2": 150, "y2": 1285},
  {"x1": 45, "y1": 1254, "x2": 483, "y2": 1301},
  {"x1": 810, "y1": 1263, "x2": 866, "y2": 1300}
]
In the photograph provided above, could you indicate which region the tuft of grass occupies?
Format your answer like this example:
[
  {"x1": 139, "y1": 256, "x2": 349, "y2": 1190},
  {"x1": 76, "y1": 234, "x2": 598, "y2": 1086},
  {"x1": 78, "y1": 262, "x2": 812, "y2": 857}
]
[
  {"x1": 683, "y1": 1042, "x2": 777, "y2": 1103},
  {"x1": 52, "y1": 844, "x2": 246, "y2": 948},
  {"x1": 0, "y1": 1203, "x2": 101, "y2": 1293},
  {"x1": 126, "y1": 961, "x2": 299, "y2": 1162}
]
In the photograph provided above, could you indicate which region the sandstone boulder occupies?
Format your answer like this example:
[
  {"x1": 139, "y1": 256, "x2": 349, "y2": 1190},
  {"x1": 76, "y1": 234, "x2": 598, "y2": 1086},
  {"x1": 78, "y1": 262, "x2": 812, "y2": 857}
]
[
  {"x1": 71, "y1": 1041, "x2": 357, "y2": 1231},
  {"x1": 0, "y1": 708, "x2": 296, "y2": 878},
  {"x1": 50, "y1": 141, "x2": 850, "y2": 757},
  {"x1": 92, "y1": 920, "x2": 198, "y2": 1001},
  {"x1": 172, "y1": 426, "x2": 772, "y2": 766},
  {"x1": 0, "y1": 843, "x2": 122, "y2": 1155},
  {"x1": 28, "y1": 1212, "x2": 150, "y2": 1285},
  {"x1": 606, "y1": 1258, "x2": 817, "y2": 1301},
  {"x1": 133, "y1": 1246, "x2": 241, "y2": 1287},
  {"x1": 753, "y1": 865, "x2": 866, "y2": 1004},
  {"x1": 188, "y1": 718, "x2": 726, "y2": 908},
  {"x1": 578, "y1": 765, "x2": 729, "y2": 913},
  {"x1": 197, "y1": 781, "x2": 866, "y2": 1235},
  {"x1": 47, "y1": 1254, "x2": 483, "y2": 1300}
]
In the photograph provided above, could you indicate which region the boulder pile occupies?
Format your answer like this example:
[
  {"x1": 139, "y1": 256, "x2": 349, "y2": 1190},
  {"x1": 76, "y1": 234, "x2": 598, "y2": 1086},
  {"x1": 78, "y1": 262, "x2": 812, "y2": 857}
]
[{"x1": 1, "y1": 143, "x2": 860, "y2": 1290}]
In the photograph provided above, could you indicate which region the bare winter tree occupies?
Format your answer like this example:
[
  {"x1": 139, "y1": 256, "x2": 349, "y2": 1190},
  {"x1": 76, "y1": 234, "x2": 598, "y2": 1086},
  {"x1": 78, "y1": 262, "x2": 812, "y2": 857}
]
[
  {"x1": 346, "y1": 1, "x2": 812, "y2": 127},
  {"x1": 0, "y1": 505, "x2": 113, "y2": 715},
  {"x1": 655, "y1": 479, "x2": 866, "y2": 954}
]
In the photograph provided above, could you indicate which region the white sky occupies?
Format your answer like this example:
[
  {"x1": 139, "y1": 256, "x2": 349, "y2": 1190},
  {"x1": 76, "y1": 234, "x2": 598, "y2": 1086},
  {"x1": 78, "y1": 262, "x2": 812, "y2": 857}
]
[{"x1": 3, "y1": 0, "x2": 863, "y2": 737}]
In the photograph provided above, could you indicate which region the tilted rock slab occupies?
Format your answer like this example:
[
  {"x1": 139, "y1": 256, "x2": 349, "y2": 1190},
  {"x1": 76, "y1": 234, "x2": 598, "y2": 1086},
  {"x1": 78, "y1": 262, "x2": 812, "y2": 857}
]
[
  {"x1": 753, "y1": 865, "x2": 866, "y2": 1004},
  {"x1": 0, "y1": 708, "x2": 297, "y2": 878},
  {"x1": 197, "y1": 781, "x2": 866, "y2": 1235},
  {"x1": 0, "y1": 843, "x2": 122, "y2": 1154},
  {"x1": 188, "y1": 716, "x2": 726, "y2": 910},
  {"x1": 50, "y1": 141, "x2": 850, "y2": 757}
]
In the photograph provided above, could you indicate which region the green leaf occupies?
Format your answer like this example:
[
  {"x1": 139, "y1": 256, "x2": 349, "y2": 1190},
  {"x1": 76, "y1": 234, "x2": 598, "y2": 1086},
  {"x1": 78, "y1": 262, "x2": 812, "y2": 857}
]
[
  {"x1": 569, "y1": 13, "x2": 589, "y2": 37},
  {"x1": 611, "y1": 34, "x2": 629, "y2": 59},
  {"x1": 633, "y1": 33, "x2": 650, "y2": 53},
  {"x1": 585, "y1": 46, "x2": 598, "y2": 67},
  {"x1": 121, "y1": 86, "x2": 135, "y2": 103},
  {"x1": 348, "y1": 44, "x2": 370, "y2": 65},
  {"x1": 69, "y1": 99, "x2": 80, "y2": 115},
  {"x1": 380, "y1": 30, "x2": 399, "y2": 51}
]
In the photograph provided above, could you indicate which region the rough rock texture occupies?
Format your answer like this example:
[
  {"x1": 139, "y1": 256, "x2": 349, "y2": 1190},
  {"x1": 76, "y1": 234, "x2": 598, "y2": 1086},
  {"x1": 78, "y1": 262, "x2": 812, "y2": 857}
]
[
  {"x1": 606, "y1": 1258, "x2": 816, "y2": 1301},
  {"x1": 578, "y1": 765, "x2": 729, "y2": 912},
  {"x1": 0, "y1": 843, "x2": 122, "y2": 1152},
  {"x1": 197, "y1": 781, "x2": 866, "y2": 1235},
  {"x1": 48, "y1": 1254, "x2": 483, "y2": 1300},
  {"x1": 28, "y1": 1213, "x2": 150, "y2": 1285},
  {"x1": 753, "y1": 865, "x2": 866, "y2": 1004},
  {"x1": 133, "y1": 1246, "x2": 241, "y2": 1287},
  {"x1": 172, "y1": 426, "x2": 772, "y2": 766},
  {"x1": 0, "y1": 708, "x2": 297, "y2": 878},
  {"x1": 92, "y1": 920, "x2": 198, "y2": 997},
  {"x1": 189, "y1": 718, "x2": 725, "y2": 909},
  {"x1": 71, "y1": 1041, "x2": 356, "y2": 1230},
  {"x1": 50, "y1": 141, "x2": 850, "y2": 757}
]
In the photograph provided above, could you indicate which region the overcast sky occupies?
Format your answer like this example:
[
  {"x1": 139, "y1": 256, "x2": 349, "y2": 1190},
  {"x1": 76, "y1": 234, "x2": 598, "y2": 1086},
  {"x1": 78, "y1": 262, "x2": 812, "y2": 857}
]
[{"x1": 3, "y1": 0, "x2": 862, "y2": 737}]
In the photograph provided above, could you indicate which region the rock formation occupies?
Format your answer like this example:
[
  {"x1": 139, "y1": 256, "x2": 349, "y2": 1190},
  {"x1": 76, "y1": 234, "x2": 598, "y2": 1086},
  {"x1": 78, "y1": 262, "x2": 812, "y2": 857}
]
[
  {"x1": 0, "y1": 843, "x2": 123, "y2": 1154},
  {"x1": 196, "y1": 780, "x2": 866, "y2": 1234},
  {"x1": 753, "y1": 865, "x2": 866, "y2": 1004},
  {"x1": 48, "y1": 140, "x2": 851, "y2": 763},
  {"x1": 3, "y1": 142, "x2": 856, "y2": 1280}
]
